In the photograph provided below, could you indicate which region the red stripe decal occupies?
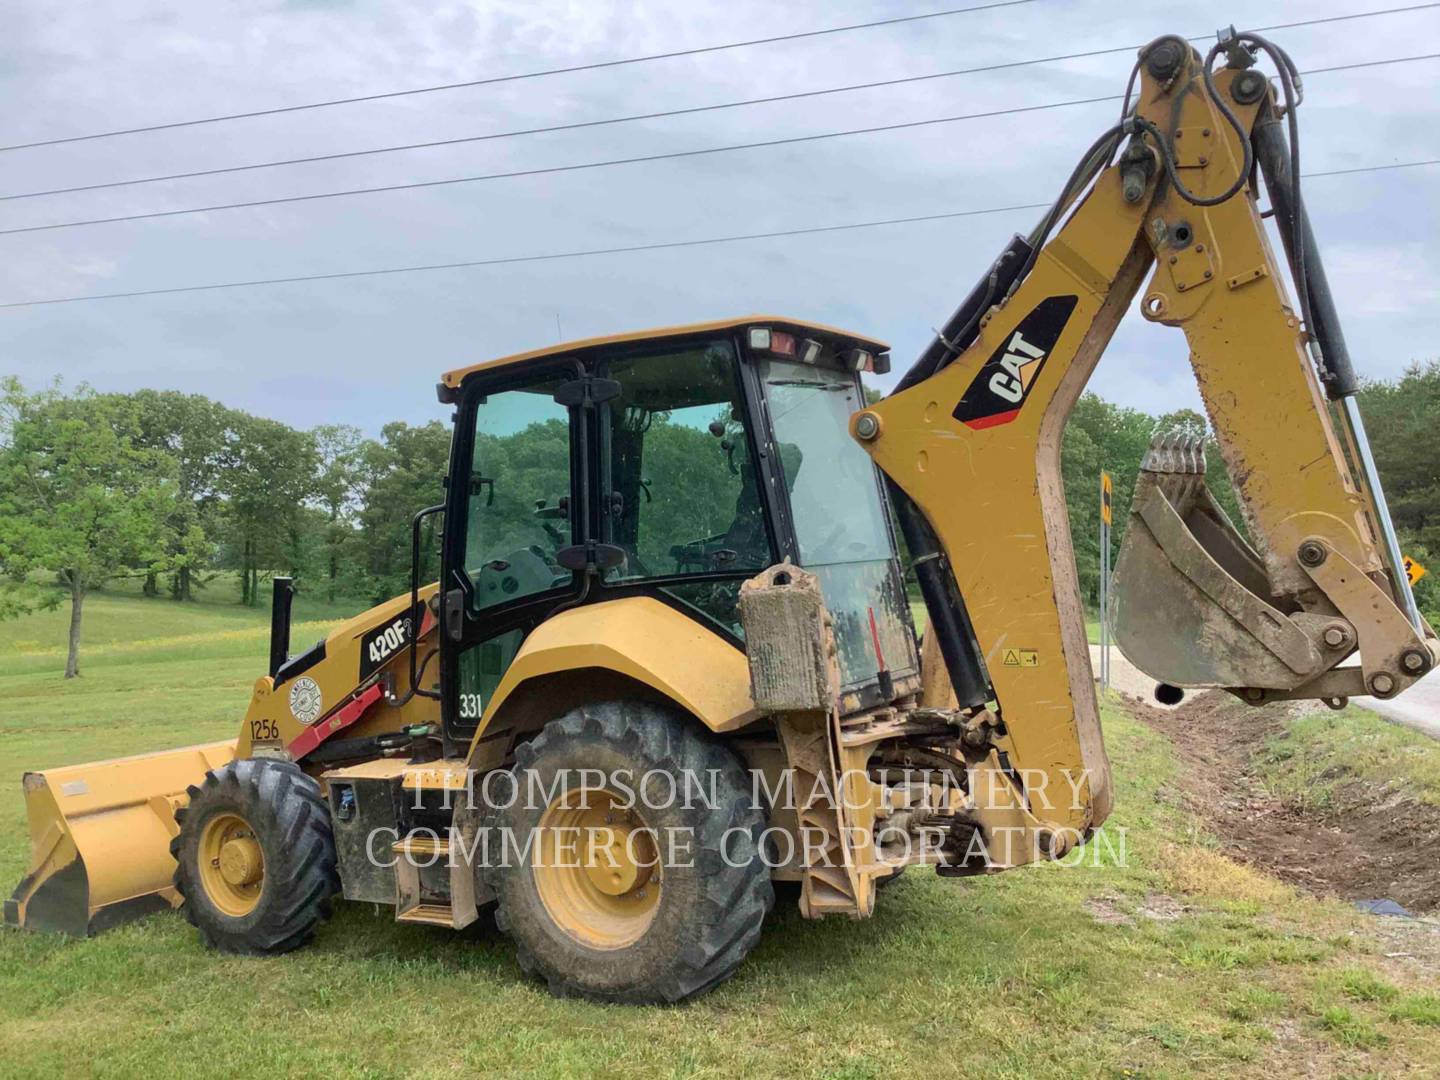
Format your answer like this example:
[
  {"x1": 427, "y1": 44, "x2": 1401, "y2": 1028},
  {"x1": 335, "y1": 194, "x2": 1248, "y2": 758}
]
[
  {"x1": 962, "y1": 408, "x2": 1021, "y2": 430},
  {"x1": 287, "y1": 681, "x2": 384, "y2": 759}
]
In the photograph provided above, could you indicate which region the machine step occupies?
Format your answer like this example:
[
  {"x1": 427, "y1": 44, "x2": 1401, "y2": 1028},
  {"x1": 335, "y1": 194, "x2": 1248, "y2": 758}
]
[
  {"x1": 391, "y1": 829, "x2": 477, "y2": 931},
  {"x1": 395, "y1": 902, "x2": 463, "y2": 927}
]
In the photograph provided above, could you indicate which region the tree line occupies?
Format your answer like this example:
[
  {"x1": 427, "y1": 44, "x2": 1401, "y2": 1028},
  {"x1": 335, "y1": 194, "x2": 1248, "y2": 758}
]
[
  {"x1": 0, "y1": 379, "x2": 449, "y2": 676},
  {"x1": 2, "y1": 362, "x2": 1436, "y2": 678},
  {"x1": 1061, "y1": 363, "x2": 1440, "y2": 623}
]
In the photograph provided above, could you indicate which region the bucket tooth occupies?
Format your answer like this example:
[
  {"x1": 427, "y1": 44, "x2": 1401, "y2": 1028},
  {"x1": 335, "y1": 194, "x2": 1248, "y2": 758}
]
[{"x1": 1110, "y1": 431, "x2": 1324, "y2": 690}]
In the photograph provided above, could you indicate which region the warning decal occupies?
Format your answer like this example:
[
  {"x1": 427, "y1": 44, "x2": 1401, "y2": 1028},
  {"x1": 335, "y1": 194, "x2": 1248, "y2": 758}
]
[{"x1": 1404, "y1": 554, "x2": 1427, "y2": 586}]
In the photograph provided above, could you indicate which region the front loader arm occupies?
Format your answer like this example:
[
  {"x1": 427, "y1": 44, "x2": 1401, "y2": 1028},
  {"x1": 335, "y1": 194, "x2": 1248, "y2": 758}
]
[{"x1": 854, "y1": 33, "x2": 1437, "y2": 861}]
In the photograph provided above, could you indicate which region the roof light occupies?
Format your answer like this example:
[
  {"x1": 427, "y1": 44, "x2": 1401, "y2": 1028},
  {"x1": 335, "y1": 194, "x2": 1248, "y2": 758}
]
[
  {"x1": 873, "y1": 352, "x2": 891, "y2": 375},
  {"x1": 747, "y1": 327, "x2": 772, "y2": 350},
  {"x1": 799, "y1": 338, "x2": 823, "y2": 364},
  {"x1": 847, "y1": 348, "x2": 872, "y2": 372},
  {"x1": 769, "y1": 331, "x2": 797, "y2": 357}
]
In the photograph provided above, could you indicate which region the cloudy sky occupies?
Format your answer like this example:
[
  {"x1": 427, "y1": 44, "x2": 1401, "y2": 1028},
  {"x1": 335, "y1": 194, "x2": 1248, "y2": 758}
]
[{"x1": 1, "y1": 0, "x2": 1436, "y2": 434}]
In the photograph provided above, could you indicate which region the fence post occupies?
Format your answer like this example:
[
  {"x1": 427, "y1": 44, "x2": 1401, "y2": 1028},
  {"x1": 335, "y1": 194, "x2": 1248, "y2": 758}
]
[{"x1": 1099, "y1": 471, "x2": 1112, "y2": 691}]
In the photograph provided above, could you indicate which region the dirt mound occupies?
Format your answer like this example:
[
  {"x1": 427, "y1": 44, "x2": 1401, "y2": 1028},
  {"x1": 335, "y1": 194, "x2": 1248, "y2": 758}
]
[{"x1": 1125, "y1": 689, "x2": 1440, "y2": 915}]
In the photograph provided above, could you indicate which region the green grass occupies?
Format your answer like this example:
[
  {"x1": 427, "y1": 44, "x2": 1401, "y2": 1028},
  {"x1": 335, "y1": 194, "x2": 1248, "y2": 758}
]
[
  {"x1": 0, "y1": 575, "x2": 363, "y2": 667},
  {"x1": 1255, "y1": 706, "x2": 1440, "y2": 810},
  {"x1": 909, "y1": 604, "x2": 1102, "y2": 645},
  {"x1": 1, "y1": 594, "x2": 1438, "y2": 1076}
]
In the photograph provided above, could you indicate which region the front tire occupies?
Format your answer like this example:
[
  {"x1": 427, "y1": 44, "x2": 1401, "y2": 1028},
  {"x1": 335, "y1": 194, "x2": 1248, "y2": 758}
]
[
  {"x1": 172, "y1": 759, "x2": 339, "y2": 954},
  {"x1": 482, "y1": 701, "x2": 773, "y2": 1003}
]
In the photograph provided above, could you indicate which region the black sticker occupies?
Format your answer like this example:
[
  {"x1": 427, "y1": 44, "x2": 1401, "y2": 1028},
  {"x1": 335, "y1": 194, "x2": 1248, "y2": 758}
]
[
  {"x1": 952, "y1": 295, "x2": 1079, "y2": 430},
  {"x1": 359, "y1": 602, "x2": 423, "y2": 680}
]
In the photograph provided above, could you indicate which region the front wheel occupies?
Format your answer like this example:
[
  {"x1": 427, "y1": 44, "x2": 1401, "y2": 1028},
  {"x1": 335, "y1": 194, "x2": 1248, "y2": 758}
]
[
  {"x1": 172, "y1": 759, "x2": 338, "y2": 954},
  {"x1": 482, "y1": 701, "x2": 773, "y2": 1003}
]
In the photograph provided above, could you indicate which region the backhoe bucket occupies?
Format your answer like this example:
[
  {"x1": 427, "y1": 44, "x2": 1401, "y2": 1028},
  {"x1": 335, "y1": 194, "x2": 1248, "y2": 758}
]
[
  {"x1": 1109, "y1": 433, "x2": 1325, "y2": 691},
  {"x1": 5, "y1": 740, "x2": 236, "y2": 936}
]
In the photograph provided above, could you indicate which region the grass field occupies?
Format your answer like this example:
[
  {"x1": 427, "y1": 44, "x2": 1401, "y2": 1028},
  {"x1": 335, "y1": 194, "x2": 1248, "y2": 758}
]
[{"x1": 1, "y1": 591, "x2": 1437, "y2": 1077}]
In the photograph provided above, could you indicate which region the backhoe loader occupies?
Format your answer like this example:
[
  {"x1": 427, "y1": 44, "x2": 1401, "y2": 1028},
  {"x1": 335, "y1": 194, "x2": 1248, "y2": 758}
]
[{"x1": 8, "y1": 28, "x2": 1436, "y2": 1003}]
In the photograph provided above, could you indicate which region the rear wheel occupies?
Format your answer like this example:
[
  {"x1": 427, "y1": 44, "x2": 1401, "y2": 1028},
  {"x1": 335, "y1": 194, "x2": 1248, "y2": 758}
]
[
  {"x1": 172, "y1": 759, "x2": 338, "y2": 954},
  {"x1": 482, "y1": 701, "x2": 773, "y2": 1003}
]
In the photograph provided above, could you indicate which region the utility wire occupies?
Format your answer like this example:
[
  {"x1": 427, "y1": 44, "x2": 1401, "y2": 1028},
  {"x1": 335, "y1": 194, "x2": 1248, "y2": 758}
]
[
  {"x1": 2, "y1": 157, "x2": 1433, "y2": 310},
  {"x1": 0, "y1": 0, "x2": 1038, "y2": 153},
  {"x1": 1, "y1": 75, "x2": 1131, "y2": 204},
  {"x1": 4, "y1": 50, "x2": 1434, "y2": 239},
  {"x1": 4, "y1": 12, "x2": 1437, "y2": 201},
  {"x1": 0, "y1": 96, "x2": 1122, "y2": 236},
  {"x1": 2, "y1": 1, "x2": 1428, "y2": 160}
]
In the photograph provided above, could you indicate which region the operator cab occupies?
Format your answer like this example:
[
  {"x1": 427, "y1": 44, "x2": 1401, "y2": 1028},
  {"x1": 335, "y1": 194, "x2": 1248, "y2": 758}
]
[{"x1": 436, "y1": 316, "x2": 920, "y2": 741}]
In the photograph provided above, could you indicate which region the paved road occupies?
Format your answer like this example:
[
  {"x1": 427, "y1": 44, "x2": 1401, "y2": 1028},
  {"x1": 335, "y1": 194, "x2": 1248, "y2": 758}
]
[
  {"x1": 1090, "y1": 644, "x2": 1440, "y2": 741},
  {"x1": 1355, "y1": 670, "x2": 1440, "y2": 740}
]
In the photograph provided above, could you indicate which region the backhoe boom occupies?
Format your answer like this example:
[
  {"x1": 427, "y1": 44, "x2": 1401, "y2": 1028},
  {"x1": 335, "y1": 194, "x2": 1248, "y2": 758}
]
[{"x1": 854, "y1": 31, "x2": 1438, "y2": 862}]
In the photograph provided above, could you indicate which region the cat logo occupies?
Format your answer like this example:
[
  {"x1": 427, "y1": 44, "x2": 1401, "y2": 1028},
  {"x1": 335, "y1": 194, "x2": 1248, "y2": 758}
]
[
  {"x1": 989, "y1": 332, "x2": 1046, "y2": 403},
  {"x1": 953, "y1": 295, "x2": 1079, "y2": 430}
]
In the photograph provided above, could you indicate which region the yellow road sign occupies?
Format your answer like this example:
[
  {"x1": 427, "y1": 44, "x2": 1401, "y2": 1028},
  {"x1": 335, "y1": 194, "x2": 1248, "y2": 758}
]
[
  {"x1": 1100, "y1": 471, "x2": 1112, "y2": 526},
  {"x1": 1404, "y1": 554, "x2": 1427, "y2": 586}
]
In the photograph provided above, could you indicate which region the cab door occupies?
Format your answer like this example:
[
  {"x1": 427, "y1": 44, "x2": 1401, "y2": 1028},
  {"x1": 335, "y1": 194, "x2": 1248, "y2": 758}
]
[
  {"x1": 590, "y1": 336, "x2": 778, "y2": 637},
  {"x1": 439, "y1": 361, "x2": 584, "y2": 748}
]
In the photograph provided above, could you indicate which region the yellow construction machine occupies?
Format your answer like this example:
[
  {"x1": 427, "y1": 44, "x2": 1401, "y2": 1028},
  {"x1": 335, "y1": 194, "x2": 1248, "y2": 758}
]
[{"x1": 8, "y1": 28, "x2": 1436, "y2": 1002}]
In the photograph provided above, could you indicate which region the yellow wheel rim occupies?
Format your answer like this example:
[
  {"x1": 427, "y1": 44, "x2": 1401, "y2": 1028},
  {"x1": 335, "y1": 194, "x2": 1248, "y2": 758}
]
[
  {"x1": 534, "y1": 788, "x2": 661, "y2": 950},
  {"x1": 198, "y1": 812, "x2": 265, "y2": 918}
]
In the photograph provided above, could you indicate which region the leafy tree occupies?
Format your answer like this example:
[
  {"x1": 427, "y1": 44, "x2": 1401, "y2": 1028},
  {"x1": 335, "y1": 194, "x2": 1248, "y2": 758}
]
[
  {"x1": 125, "y1": 390, "x2": 234, "y2": 600},
  {"x1": 1060, "y1": 394, "x2": 1156, "y2": 606},
  {"x1": 1359, "y1": 360, "x2": 1440, "y2": 621},
  {"x1": 312, "y1": 424, "x2": 366, "y2": 600},
  {"x1": 1061, "y1": 420, "x2": 1102, "y2": 603},
  {"x1": 0, "y1": 380, "x2": 179, "y2": 676},
  {"x1": 355, "y1": 421, "x2": 451, "y2": 602},
  {"x1": 222, "y1": 414, "x2": 318, "y2": 605}
]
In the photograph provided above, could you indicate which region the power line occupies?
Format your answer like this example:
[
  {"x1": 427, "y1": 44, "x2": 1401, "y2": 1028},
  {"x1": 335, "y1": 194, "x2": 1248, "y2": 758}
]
[
  {"x1": 2, "y1": 4, "x2": 1428, "y2": 162},
  {"x1": 4, "y1": 14, "x2": 1437, "y2": 203},
  {"x1": 5, "y1": 48, "x2": 1435, "y2": 239},
  {"x1": 3, "y1": 157, "x2": 1433, "y2": 310},
  {"x1": 1301, "y1": 157, "x2": 1440, "y2": 178},
  {"x1": 0, "y1": 0, "x2": 1038, "y2": 153},
  {"x1": 0, "y1": 71, "x2": 1135, "y2": 204},
  {"x1": 1302, "y1": 52, "x2": 1440, "y2": 75},
  {"x1": 0, "y1": 96, "x2": 1124, "y2": 237}
]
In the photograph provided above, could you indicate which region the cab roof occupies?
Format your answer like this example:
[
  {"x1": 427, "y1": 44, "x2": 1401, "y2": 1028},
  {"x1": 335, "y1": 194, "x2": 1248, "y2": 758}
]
[{"x1": 439, "y1": 315, "x2": 890, "y2": 389}]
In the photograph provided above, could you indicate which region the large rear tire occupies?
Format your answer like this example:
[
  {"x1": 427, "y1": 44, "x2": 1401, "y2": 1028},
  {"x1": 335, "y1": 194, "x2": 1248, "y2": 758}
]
[
  {"x1": 482, "y1": 701, "x2": 773, "y2": 1003},
  {"x1": 172, "y1": 759, "x2": 339, "y2": 954}
]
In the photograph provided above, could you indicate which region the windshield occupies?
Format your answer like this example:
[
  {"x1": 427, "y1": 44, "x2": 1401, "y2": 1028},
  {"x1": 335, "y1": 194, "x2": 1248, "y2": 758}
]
[{"x1": 762, "y1": 361, "x2": 914, "y2": 690}]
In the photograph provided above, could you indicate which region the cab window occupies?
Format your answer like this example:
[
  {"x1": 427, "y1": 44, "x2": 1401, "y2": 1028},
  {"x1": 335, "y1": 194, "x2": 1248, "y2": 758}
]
[
  {"x1": 598, "y1": 340, "x2": 772, "y2": 582},
  {"x1": 461, "y1": 375, "x2": 575, "y2": 612},
  {"x1": 761, "y1": 360, "x2": 914, "y2": 688}
]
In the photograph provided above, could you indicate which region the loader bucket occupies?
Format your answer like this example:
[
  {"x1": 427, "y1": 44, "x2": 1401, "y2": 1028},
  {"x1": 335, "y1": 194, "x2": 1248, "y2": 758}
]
[
  {"x1": 5, "y1": 740, "x2": 236, "y2": 936},
  {"x1": 1109, "y1": 433, "x2": 1324, "y2": 691}
]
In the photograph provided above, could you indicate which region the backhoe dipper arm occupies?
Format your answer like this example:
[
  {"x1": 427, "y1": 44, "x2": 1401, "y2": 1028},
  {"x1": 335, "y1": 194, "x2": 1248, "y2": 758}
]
[{"x1": 853, "y1": 32, "x2": 1438, "y2": 865}]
